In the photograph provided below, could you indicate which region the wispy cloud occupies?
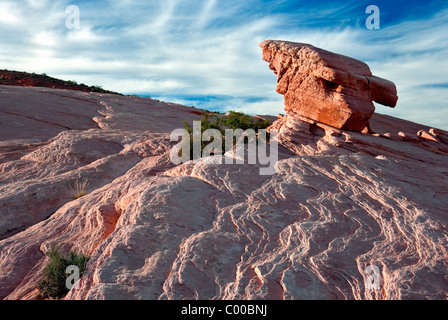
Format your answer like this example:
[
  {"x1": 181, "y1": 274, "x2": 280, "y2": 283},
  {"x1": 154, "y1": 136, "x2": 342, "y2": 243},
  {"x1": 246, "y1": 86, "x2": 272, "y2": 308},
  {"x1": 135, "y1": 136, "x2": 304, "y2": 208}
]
[{"x1": 0, "y1": 0, "x2": 447, "y2": 129}]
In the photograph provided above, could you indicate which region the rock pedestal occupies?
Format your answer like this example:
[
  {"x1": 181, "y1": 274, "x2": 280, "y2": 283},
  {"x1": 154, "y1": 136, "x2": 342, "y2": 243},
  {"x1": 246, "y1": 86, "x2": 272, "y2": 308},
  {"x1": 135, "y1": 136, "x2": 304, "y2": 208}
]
[{"x1": 260, "y1": 40, "x2": 398, "y2": 131}]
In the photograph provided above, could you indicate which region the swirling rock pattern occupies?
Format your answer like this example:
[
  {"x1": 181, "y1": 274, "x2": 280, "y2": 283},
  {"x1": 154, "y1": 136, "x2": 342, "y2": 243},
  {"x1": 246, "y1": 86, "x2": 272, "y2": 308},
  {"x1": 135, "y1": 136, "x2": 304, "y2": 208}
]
[{"x1": 0, "y1": 86, "x2": 447, "y2": 300}]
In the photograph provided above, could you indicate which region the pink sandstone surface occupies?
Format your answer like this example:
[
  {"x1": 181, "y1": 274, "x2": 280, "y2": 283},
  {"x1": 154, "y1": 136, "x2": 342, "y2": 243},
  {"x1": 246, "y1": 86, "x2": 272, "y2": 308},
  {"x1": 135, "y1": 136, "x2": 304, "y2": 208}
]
[
  {"x1": 0, "y1": 81, "x2": 447, "y2": 300},
  {"x1": 259, "y1": 40, "x2": 398, "y2": 131}
]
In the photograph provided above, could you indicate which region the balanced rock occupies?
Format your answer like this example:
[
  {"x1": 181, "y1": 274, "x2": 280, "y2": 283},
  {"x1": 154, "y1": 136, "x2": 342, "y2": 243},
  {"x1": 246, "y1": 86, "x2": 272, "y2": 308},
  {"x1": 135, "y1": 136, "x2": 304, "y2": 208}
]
[{"x1": 260, "y1": 40, "x2": 398, "y2": 131}]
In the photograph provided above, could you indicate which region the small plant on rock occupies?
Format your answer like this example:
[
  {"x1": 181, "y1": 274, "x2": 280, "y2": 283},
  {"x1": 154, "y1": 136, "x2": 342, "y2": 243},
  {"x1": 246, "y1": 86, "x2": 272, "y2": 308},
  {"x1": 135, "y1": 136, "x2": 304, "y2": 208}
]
[
  {"x1": 70, "y1": 179, "x2": 90, "y2": 199},
  {"x1": 181, "y1": 111, "x2": 272, "y2": 160},
  {"x1": 37, "y1": 246, "x2": 90, "y2": 299}
]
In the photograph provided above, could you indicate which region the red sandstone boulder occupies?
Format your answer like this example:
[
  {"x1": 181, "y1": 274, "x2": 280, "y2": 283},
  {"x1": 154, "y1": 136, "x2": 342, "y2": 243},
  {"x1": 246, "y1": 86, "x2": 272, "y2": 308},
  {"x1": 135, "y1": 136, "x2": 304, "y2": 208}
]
[{"x1": 260, "y1": 40, "x2": 398, "y2": 131}]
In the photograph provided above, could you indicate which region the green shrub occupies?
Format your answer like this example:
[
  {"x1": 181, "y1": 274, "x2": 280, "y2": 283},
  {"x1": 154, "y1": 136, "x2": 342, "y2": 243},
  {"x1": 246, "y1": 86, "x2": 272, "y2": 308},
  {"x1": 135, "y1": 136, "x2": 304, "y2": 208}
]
[
  {"x1": 184, "y1": 111, "x2": 270, "y2": 135},
  {"x1": 37, "y1": 246, "x2": 89, "y2": 299},
  {"x1": 223, "y1": 111, "x2": 270, "y2": 130},
  {"x1": 181, "y1": 111, "x2": 271, "y2": 160},
  {"x1": 90, "y1": 85, "x2": 103, "y2": 92}
]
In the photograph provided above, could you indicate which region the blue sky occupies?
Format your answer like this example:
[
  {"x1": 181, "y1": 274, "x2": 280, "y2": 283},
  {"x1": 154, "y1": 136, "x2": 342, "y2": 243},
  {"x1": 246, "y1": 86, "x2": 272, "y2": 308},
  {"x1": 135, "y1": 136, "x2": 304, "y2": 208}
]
[{"x1": 0, "y1": 0, "x2": 447, "y2": 129}]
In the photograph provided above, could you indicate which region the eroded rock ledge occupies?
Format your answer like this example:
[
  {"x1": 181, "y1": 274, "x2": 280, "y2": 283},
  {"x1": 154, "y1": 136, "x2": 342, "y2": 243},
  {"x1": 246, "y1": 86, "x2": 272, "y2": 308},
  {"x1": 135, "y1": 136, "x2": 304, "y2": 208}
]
[
  {"x1": 259, "y1": 40, "x2": 398, "y2": 131},
  {"x1": 0, "y1": 77, "x2": 447, "y2": 301}
]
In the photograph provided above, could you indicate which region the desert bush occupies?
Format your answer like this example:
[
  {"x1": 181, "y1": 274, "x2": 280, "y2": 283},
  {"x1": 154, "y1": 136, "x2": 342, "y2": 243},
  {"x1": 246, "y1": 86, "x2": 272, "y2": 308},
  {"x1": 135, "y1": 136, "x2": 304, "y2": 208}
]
[
  {"x1": 90, "y1": 85, "x2": 103, "y2": 92},
  {"x1": 37, "y1": 246, "x2": 89, "y2": 299},
  {"x1": 181, "y1": 111, "x2": 271, "y2": 160}
]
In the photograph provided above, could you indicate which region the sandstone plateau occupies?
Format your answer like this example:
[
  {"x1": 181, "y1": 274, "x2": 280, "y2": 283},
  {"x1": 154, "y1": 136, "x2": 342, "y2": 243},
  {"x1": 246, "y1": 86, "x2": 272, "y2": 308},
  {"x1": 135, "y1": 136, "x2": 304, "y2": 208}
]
[
  {"x1": 0, "y1": 64, "x2": 448, "y2": 300},
  {"x1": 259, "y1": 40, "x2": 398, "y2": 131}
]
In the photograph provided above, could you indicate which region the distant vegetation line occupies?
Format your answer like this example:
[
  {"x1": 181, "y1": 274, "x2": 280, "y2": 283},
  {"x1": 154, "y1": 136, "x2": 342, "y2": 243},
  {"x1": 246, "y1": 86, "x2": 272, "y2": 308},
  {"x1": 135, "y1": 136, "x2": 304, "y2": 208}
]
[{"x1": 0, "y1": 69, "x2": 122, "y2": 95}]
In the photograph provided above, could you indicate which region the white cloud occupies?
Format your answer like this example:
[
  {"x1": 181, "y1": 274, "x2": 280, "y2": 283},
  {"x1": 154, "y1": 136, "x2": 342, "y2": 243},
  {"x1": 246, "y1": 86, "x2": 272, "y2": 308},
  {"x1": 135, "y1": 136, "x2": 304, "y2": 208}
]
[
  {"x1": 0, "y1": 1, "x2": 22, "y2": 24},
  {"x1": 33, "y1": 31, "x2": 58, "y2": 47}
]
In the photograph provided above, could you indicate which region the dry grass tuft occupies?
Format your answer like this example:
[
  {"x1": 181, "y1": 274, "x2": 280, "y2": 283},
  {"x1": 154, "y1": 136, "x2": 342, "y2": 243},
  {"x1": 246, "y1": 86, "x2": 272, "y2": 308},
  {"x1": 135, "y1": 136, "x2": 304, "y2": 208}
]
[{"x1": 70, "y1": 179, "x2": 90, "y2": 199}]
